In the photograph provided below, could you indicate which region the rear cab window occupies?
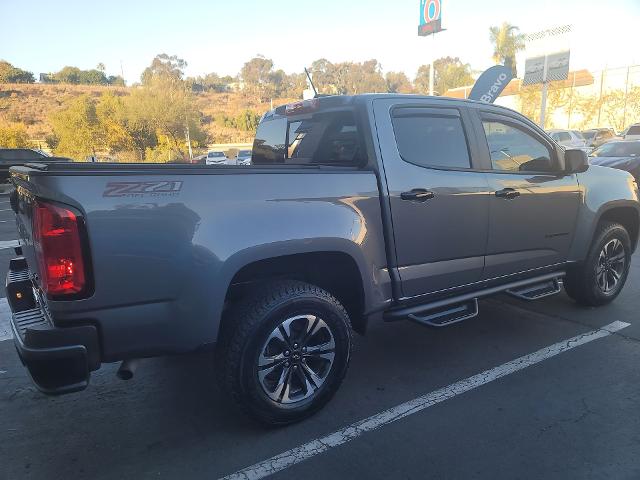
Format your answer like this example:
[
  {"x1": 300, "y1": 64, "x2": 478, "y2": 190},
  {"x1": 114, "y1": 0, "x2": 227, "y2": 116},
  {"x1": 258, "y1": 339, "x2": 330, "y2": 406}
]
[{"x1": 252, "y1": 103, "x2": 365, "y2": 166}]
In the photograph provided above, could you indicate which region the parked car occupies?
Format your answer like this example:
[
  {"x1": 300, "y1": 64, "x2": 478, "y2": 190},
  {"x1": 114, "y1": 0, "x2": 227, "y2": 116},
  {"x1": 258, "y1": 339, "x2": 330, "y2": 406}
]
[
  {"x1": 547, "y1": 129, "x2": 590, "y2": 151},
  {"x1": 0, "y1": 148, "x2": 70, "y2": 183},
  {"x1": 622, "y1": 123, "x2": 640, "y2": 140},
  {"x1": 589, "y1": 140, "x2": 640, "y2": 181},
  {"x1": 191, "y1": 154, "x2": 207, "y2": 165},
  {"x1": 205, "y1": 151, "x2": 227, "y2": 165},
  {"x1": 235, "y1": 149, "x2": 252, "y2": 165},
  {"x1": 6, "y1": 95, "x2": 640, "y2": 425},
  {"x1": 581, "y1": 128, "x2": 619, "y2": 148}
]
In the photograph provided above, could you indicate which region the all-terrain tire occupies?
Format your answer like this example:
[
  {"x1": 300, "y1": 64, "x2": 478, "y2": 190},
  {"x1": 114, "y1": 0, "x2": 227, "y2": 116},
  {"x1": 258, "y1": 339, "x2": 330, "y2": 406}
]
[
  {"x1": 215, "y1": 280, "x2": 353, "y2": 425},
  {"x1": 564, "y1": 221, "x2": 631, "y2": 306}
]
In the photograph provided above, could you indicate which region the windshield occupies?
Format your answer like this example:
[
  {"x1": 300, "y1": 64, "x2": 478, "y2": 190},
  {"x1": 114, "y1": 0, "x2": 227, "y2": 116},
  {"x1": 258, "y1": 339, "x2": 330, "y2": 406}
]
[
  {"x1": 582, "y1": 131, "x2": 597, "y2": 140},
  {"x1": 208, "y1": 152, "x2": 225, "y2": 158},
  {"x1": 627, "y1": 125, "x2": 640, "y2": 136},
  {"x1": 591, "y1": 142, "x2": 640, "y2": 157},
  {"x1": 238, "y1": 150, "x2": 251, "y2": 157}
]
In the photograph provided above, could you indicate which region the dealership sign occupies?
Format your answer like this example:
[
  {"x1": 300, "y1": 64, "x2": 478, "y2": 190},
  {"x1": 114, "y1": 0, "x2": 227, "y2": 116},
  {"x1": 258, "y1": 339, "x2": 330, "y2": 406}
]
[{"x1": 523, "y1": 50, "x2": 570, "y2": 86}]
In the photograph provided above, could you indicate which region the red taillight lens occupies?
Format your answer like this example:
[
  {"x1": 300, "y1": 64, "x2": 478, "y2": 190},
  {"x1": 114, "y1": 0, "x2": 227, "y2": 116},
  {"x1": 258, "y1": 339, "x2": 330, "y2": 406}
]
[
  {"x1": 285, "y1": 98, "x2": 319, "y2": 116},
  {"x1": 32, "y1": 201, "x2": 87, "y2": 297}
]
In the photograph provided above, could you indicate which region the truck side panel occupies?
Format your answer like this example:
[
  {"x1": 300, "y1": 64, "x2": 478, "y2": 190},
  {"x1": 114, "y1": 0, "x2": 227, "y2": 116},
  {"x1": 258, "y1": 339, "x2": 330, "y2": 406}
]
[{"x1": 13, "y1": 169, "x2": 391, "y2": 361}]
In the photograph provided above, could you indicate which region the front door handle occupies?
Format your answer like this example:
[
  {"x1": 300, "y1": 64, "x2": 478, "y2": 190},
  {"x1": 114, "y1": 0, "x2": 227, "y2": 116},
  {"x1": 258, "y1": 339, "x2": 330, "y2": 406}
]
[
  {"x1": 401, "y1": 189, "x2": 435, "y2": 202},
  {"x1": 495, "y1": 188, "x2": 520, "y2": 199}
]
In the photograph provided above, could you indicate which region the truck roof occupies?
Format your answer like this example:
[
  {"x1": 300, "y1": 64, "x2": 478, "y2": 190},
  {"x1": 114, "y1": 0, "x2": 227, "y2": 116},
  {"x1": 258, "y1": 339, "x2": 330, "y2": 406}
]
[{"x1": 268, "y1": 93, "x2": 522, "y2": 118}]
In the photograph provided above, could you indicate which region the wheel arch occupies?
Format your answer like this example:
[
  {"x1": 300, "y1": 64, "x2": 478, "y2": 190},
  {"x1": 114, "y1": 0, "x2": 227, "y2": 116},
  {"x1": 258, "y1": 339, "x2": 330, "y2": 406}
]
[
  {"x1": 597, "y1": 204, "x2": 640, "y2": 252},
  {"x1": 217, "y1": 240, "x2": 383, "y2": 338}
]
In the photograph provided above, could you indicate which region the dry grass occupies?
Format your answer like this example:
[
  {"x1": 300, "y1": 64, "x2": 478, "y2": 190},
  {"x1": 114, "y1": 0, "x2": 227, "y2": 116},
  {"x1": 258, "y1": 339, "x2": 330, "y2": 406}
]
[{"x1": 0, "y1": 83, "x2": 297, "y2": 147}]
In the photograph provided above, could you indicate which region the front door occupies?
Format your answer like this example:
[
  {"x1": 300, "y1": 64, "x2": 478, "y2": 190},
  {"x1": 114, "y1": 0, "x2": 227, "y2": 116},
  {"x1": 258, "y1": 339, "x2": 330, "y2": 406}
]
[
  {"x1": 474, "y1": 111, "x2": 581, "y2": 279},
  {"x1": 373, "y1": 99, "x2": 490, "y2": 298}
]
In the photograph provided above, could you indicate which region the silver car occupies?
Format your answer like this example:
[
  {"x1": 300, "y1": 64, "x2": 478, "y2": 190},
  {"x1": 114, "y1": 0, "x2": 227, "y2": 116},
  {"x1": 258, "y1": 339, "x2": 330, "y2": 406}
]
[{"x1": 547, "y1": 129, "x2": 590, "y2": 151}]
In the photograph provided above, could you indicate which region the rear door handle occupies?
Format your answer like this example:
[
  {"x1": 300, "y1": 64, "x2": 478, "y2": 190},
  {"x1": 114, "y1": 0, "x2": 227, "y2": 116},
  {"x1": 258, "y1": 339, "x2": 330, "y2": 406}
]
[
  {"x1": 401, "y1": 189, "x2": 435, "y2": 202},
  {"x1": 495, "y1": 188, "x2": 520, "y2": 199}
]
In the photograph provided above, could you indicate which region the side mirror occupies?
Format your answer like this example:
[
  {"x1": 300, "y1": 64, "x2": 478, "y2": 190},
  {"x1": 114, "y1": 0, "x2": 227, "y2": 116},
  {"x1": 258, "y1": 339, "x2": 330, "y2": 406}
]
[{"x1": 565, "y1": 149, "x2": 589, "y2": 174}]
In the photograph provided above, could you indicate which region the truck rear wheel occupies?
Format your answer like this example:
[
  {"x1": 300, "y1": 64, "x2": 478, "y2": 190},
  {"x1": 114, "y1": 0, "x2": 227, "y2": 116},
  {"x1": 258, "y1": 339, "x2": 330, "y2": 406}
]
[
  {"x1": 216, "y1": 280, "x2": 353, "y2": 425},
  {"x1": 564, "y1": 221, "x2": 631, "y2": 306}
]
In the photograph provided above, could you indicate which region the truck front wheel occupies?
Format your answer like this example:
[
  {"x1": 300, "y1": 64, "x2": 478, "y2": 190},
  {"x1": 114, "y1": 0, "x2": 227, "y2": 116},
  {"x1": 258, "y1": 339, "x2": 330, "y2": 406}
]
[
  {"x1": 216, "y1": 280, "x2": 353, "y2": 425},
  {"x1": 564, "y1": 221, "x2": 631, "y2": 306}
]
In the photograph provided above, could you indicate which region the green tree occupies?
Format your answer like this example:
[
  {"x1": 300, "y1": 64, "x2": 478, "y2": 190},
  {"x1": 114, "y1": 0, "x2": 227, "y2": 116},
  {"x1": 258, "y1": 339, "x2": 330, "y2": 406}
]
[
  {"x1": 49, "y1": 95, "x2": 102, "y2": 159},
  {"x1": 234, "y1": 109, "x2": 261, "y2": 132},
  {"x1": 54, "y1": 66, "x2": 83, "y2": 84},
  {"x1": 95, "y1": 93, "x2": 134, "y2": 154},
  {"x1": 415, "y1": 57, "x2": 474, "y2": 95},
  {"x1": 0, "y1": 122, "x2": 33, "y2": 147},
  {"x1": 309, "y1": 59, "x2": 386, "y2": 95},
  {"x1": 107, "y1": 75, "x2": 126, "y2": 86},
  {"x1": 0, "y1": 60, "x2": 35, "y2": 83},
  {"x1": 79, "y1": 69, "x2": 108, "y2": 85},
  {"x1": 141, "y1": 54, "x2": 187, "y2": 85},
  {"x1": 241, "y1": 56, "x2": 276, "y2": 100},
  {"x1": 414, "y1": 64, "x2": 432, "y2": 95},
  {"x1": 489, "y1": 22, "x2": 525, "y2": 77},
  {"x1": 385, "y1": 71, "x2": 414, "y2": 93}
]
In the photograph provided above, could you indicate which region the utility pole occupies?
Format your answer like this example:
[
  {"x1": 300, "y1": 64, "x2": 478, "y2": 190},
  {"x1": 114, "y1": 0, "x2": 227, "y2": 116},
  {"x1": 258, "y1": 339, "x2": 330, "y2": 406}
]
[
  {"x1": 539, "y1": 55, "x2": 549, "y2": 128},
  {"x1": 429, "y1": 33, "x2": 435, "y2": 96},
  {"x1": 622, "y1": 65, "x2": 631, "y2": 130},
  {"x1": 567, "y1": 71, "x2": 576, "y2": 129},
  {"x1": 596, "y1": 68, "x2": 606, "y2": 127}
]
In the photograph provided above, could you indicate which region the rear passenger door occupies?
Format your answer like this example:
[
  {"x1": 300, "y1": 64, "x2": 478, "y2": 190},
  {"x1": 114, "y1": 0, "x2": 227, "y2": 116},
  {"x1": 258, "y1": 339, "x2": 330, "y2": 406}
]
[
  {"x1": 373, "y1": 99, "x2": 490, "y2": 298},
  {"x1": 473, "y1": 110, "x2": 581, "y2": 279}
]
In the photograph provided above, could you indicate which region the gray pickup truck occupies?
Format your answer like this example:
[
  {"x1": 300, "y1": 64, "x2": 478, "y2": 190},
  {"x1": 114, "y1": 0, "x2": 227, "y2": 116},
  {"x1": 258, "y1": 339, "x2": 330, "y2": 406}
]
[{"x1": 6, "y1": 95, "x2": 640, "y2": 425}]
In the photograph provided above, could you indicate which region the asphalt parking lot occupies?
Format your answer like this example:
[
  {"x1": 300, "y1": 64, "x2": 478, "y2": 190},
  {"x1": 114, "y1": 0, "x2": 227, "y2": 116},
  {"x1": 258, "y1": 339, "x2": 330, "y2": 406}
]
[{"x1": 1, "y1": 193, "x2": 640, "y2": 480}]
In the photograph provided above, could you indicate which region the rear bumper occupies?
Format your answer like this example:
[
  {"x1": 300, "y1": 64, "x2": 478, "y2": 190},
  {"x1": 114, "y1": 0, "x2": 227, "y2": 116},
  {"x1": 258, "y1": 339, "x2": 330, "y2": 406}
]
[{"x1": 6, "y1": 257, "x2": 100, "y2": 395}]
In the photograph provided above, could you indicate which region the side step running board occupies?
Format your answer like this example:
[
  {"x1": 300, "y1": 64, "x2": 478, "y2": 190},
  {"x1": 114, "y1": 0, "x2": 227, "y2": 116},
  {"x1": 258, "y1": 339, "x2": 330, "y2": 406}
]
[
  {"x1": 506, "y1": 278, "x2": 561, "y2": 301},
  {"x1": 408, "y1": 299, "x2": 478, "y2": 328},
  {"x1": 384, "y1": 271, "x2": 565, "y2": 327}
]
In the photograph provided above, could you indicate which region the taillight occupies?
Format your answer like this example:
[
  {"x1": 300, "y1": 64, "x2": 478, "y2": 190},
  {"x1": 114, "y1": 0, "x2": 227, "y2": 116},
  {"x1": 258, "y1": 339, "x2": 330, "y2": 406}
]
[
  {"x1": 32, "y1": 201, "x2": 87, "y2": 297},
  {"x1": 285, "y1": 98, "x2": 319, "y2": 116}
]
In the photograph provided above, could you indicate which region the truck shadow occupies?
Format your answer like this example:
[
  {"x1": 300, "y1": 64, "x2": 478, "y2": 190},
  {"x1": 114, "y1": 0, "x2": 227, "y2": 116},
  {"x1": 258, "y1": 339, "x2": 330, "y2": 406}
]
[{"x1": 3, "y1": 292, "x2": 632, "y2": 479}]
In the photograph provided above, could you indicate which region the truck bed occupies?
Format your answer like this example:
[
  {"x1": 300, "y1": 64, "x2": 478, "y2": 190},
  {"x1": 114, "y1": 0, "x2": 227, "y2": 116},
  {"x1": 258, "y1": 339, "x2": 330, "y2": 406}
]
[{"x1": 10, "y1": 164, "x2": 392, "y2": 361}]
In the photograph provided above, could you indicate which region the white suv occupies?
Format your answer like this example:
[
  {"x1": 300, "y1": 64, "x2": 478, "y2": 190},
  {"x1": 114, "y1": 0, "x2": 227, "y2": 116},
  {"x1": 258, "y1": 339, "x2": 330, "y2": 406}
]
[
  {"x1": 623, "y1": 124, "x2": 640, "y2": 141},
  {"x1": 547, "y1": 129, "x2": 589, "y2": 151},
  {"x1": 205, "y1": 151, "x2": 228, "y2": 165}
]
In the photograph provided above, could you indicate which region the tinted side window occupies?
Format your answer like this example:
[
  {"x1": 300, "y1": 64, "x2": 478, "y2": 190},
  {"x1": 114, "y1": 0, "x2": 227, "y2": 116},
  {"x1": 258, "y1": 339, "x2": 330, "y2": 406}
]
[
  {"x1": 286, "y1": 111, "x2": 362, "y2": 165},
  {"x1": 253, "y1": 111, "x2": 363, "y2": 166},
  {"x1": 391, "y1": 112, "x2": 470, "y2": 169},
  {"x1": 627, "y1": 125, "x2": 640, "y2": 135},
  {"x1": 483, "y1": 121, "x2": 554, "y2": 172},
  {"x1": 252, "y1": 117, "x2": 287, "y2": 164}
]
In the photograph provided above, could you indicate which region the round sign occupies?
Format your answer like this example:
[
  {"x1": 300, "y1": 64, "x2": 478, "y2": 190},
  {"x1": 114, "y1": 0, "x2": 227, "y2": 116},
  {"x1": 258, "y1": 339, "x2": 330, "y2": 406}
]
[{"x1": 423, "y1": 0, "x2": 441, "y2": 23}]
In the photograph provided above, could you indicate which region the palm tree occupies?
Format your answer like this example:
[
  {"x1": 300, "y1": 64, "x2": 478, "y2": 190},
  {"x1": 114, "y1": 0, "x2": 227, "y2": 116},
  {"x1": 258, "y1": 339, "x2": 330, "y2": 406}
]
[{"x1": 489, "y1": 22, "x2": 525, "y2": 77}]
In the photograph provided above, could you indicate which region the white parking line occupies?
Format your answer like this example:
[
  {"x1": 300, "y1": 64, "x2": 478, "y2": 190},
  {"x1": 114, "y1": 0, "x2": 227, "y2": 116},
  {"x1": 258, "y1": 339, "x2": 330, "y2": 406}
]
[
  {"x1": 0, "y1": 240, "x2": 19, "y2": 250},
  {"x1": 221, "y1": 320, "x2": 630, "y2": 480},
  {"x1": 0, "y1": 298, "x2": 11, "y2": 342}
]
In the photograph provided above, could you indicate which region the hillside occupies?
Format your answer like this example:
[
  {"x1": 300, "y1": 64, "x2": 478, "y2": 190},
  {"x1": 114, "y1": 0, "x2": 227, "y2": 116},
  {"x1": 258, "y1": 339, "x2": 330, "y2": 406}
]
[{"x1": 0, "y1": 83, "x2": 295, "y2": 149}]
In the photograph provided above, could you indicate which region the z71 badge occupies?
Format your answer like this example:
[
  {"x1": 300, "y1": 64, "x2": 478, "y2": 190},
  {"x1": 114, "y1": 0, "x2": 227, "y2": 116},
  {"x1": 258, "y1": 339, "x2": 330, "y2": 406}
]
[{"x1": 103, "y1": 181, "x2": 183, "y2": 198}]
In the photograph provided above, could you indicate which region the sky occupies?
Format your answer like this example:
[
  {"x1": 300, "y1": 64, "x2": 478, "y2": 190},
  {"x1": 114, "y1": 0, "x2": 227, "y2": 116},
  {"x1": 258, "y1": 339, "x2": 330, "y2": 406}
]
[{"x1": 1, "y1": 0, "x2": 638, "y2": 84}]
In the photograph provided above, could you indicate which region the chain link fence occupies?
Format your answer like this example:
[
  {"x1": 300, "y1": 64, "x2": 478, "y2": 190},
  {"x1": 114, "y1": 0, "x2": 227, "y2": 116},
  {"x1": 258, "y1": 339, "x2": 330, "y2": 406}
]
[{"x1": 494, "y1": 65, "x2": 640, "y2": 132}]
